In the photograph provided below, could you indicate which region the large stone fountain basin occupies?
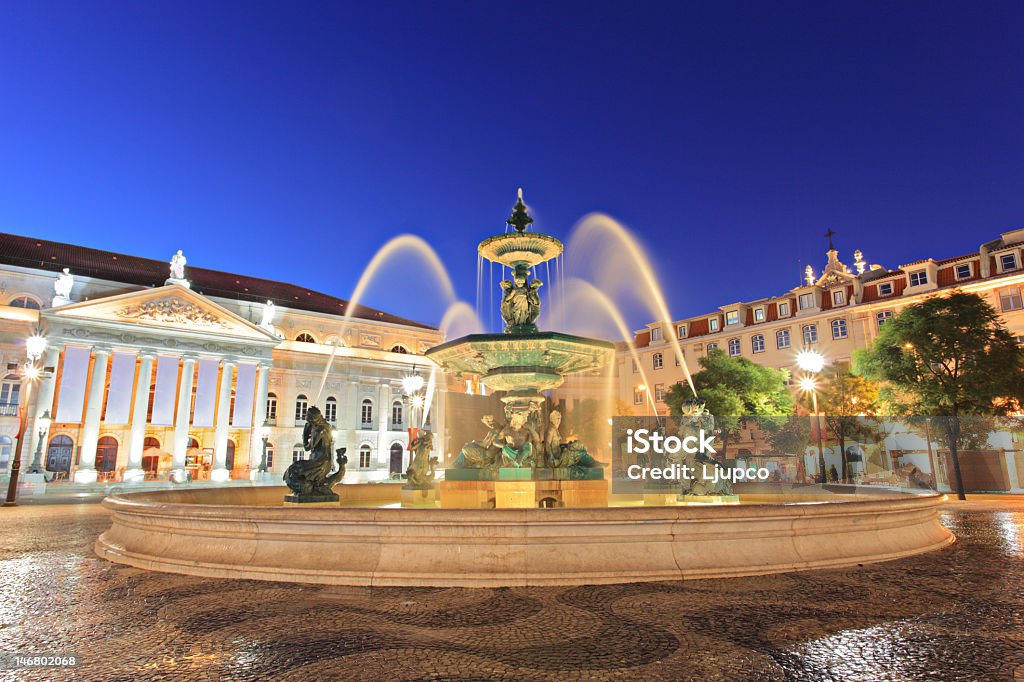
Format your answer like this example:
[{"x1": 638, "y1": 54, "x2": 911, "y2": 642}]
[{"x1": 95, "y1": 486, "x2": 953, "y2": 588}]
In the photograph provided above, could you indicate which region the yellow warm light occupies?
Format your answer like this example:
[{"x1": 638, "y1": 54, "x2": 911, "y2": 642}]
[
  {"x1": 796, "y1": 349, "x2": 825, "y2": 373},
  {"x1": 22, "y1": 364, "x2": 40, "y2": 381},
  {"x1": 799, "y1": 377, "x2": 817, "y2": 392}
]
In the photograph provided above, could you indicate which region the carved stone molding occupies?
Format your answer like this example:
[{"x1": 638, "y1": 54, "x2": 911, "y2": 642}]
[{"x1": 116, "y1": 297, "x2": 226, "y2": 328}]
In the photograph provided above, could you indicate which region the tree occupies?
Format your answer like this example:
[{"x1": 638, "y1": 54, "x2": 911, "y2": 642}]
[
  {"x1": 665, "y1": 349, "x2": 794, "y2": 461},
  {"x1": 855, "y1": 291, "x2": 1024, "y2": 499},
  {"x1": 812, "y1": 364, "x2": 881, "y2": 483}
]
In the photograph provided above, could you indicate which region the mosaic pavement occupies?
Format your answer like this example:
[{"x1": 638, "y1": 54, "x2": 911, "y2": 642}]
[{"x1": 0, "y1": 501, "x2": 1022, "y2": 681}]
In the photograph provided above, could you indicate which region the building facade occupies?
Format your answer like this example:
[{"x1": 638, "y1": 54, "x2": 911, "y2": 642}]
[
  {"x1": 618, "y1": 228, "x2": 1024, "y2": 492},
  {"x1": 0, "y1": 233, "x2": 444, "y2": 486}
]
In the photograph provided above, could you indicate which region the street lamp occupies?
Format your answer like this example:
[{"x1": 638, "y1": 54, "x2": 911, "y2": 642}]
[
  {"x1": 796, "y1": 350, "x2": 828, "y2": 484},
  {"x1": 4, "y1": 336, "x2": 46, "y2": 507},
  {"x1": 27, "y1": 410, "x2": 51, "y2": 475}
]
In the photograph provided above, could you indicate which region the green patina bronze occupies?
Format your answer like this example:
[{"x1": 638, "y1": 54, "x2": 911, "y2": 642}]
[{"x1": 426, "y1": 191, "x2": 613, "y2": 486}]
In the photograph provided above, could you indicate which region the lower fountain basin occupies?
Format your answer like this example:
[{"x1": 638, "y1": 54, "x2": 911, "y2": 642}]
[{"x1": 95, "y1": 485, "x2": 954, "y2": 588}]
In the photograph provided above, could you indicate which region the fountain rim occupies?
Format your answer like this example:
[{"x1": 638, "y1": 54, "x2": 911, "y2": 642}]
[
  {"x1": 477, "y1": 231, "x2": 564, "y2": 268},
  {"x1": 425, "y1": 330, "x2": 616, "y2": 356}
]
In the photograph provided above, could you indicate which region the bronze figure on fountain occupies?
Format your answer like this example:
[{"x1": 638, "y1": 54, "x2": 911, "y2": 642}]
[{"x1": 283, "y1": 406, "x2": 347, "y2": 503}]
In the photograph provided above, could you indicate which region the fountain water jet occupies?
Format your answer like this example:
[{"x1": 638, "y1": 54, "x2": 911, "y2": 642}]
[
  {"x1": 314, "y1": 234, "x2": 462, "y2": 402},
  {"x1": 567, "y1": 213, "x2": 696, "y2": 397}
]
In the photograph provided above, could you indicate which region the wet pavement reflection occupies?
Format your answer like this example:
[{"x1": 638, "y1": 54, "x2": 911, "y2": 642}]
[{"x1": 0, "y1": 502, "x2": 1021, "y2": 681}]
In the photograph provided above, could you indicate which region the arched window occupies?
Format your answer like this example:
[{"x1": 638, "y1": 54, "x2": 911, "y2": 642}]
[
  {"x1": 390, "y1": 345, "x2": 409, "y2": 354},
  {"x1": 0, "y1": 436, "x2": 11, "y2": 471},
  {"x1": 292, "y1": 442, "x2": 305, "y2": 463},
  {"x1": 46, "y1": 435, "x2": 73, "y2": 475},
  {"x1": 324, "y1": 396, "x2": 337, "y2": 424},
  {"x1": 266, "y1": 392, "x2": 278, "y2": 421},
  {"x1": 361, "y1": 398, "x2": 373, "y2": 428},
  {"x1": 187, "y1": 437, "x2": 200, "y2": 449},
  {"x1": 831, "y1": 319, "x2": 848, "y2": 340},
  {"x1": 802, "y1": 324, "x2": 818, "y2": 345},
  {"x1": 142, "y1": 437, "x2": 161, "y2": 475},
  {"x1": 295, "y1": 394, "x2": 308, "y2": 422},
  {"x1": 389, "y1": 442, "x2": 404, "y2": 474},
  {"x1": 359, "y1": 443, "x2": 372, "y2": 468},
  {"x1": 226, "y1": 439, "x2": 236, "y2": 470},
  {"x1": 0, "y1": 374, "x2": 20, "y2": 413},
  {"x1": 7, "y1": 295, "x2": 41, "y2": 310},
  {"x1": 295, "y1": 332, "x2": 316, "y2": 343},
  {"x1": 96, "y1": 436, "x2": 118, "y2": 473},
  {"x1": 652, "y1": 353, "x2": 663, "y2": 369},
  {"x1": 391, "y1": 400, "x2": 403, "y2": 427}
]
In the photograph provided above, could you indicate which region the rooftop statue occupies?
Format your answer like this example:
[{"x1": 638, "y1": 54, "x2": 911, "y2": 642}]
[
  {"x1": 169, "y1": 249, "x2": 187, "y2": 281},
  {"x1": 52, "y1": 267, "x2": 74, "y2": 305},
  {"x1": 283, "y1": 405, "x2": 347, "y2": 503}
]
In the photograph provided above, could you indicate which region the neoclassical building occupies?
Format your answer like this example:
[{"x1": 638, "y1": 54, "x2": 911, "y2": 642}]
[{"x1": 0, "y1": 233, "x2": 444, "y2": 486}]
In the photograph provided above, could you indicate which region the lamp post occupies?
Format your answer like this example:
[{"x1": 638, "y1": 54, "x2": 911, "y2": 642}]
[
  {"x1": 797, "y1": 349, "x2": 827, "y2": 484},
  {"x1": 4, "y1": 333, "x2": 46, "y2": 507},
  {"x1": 27, "y1": 410, "x2": 51, "y2": 475}
]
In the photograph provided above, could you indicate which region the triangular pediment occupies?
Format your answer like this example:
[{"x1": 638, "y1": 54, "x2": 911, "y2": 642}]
[
  {"x1": 45, "y1": 284, "x2": 279, "y2": 343},
  {"x1": 816, "y1": 269, "x2": 854, "y2": 288}
]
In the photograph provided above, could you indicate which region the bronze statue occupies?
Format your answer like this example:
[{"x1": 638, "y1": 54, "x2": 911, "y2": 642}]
[
  {"x1": 405, "y1": 430, "x2": 438, "y2": 487},
  {"x1": 543, "y1": 409, "x2": 606, "y2": 477},
  {"x1": 452, "y1": 416, "x2": 501, "y2": 469},
  {"x1": 283, "y1": 406, "x2": 347, "y2": 502},
  {"x1": 499, "y1": 264, "x2": 542, "y2": 333},
  {"x1": 499, "y1": 404, "x2": 540, "y2": 468}
]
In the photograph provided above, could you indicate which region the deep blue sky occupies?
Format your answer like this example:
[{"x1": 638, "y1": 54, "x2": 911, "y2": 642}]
[{"x1": 2, "y1": 1, "x2": 1022, "y2": 331}]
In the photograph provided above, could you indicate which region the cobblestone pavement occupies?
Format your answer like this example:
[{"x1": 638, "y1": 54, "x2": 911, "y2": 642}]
[{"x1": 0, "y1": 502, "x2": 1022, "y2": 681}]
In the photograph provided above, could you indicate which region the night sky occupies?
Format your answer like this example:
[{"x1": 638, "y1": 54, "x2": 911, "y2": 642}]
[{"x1": 1, "y1": 1, "x2": 1022, "y2": 331}]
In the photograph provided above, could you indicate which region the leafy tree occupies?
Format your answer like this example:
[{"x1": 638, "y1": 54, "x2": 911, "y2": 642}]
[
  {"x1": 811, "y1": 364, "x2": 881, "y2": 482},
  {"x1": 855, "y1": 291, "x2": 1024, "y2": 499},
  {"x1": 665, "y1": 349, "x2": 794, "y2": 461}
]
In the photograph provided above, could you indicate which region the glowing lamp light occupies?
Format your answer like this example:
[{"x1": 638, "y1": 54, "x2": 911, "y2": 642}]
[
  {"x1": 37, "y1": 410, "x2": 51, "y2": 432},
  {"x1": 795, "y1": 349, "x2": 825, "y2": 374},
  {"x1": 22, "y1": 364, "x2": 40, "y2": 381},
  {"x1": 799, "y1": 377, "x2": 817, "y2": 393},
  {"x1": 410, "y1": 394, "x2": 425, "y2": 410},
  {"x1": 402, "y1": 374, "x2": 425, "y2": 395},
  {"x1": 25, "y1": 334, "x2": 46, "y2": 362}
]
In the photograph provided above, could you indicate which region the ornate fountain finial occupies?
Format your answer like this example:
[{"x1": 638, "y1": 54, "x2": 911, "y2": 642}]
[{"x1": 507, "y1": 189, "x2": 534, "y2": 233}]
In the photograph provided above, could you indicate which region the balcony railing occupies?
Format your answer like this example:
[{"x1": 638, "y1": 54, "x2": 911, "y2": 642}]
[{"x1": 0, "y1": 403, "x2": 18, "y2": 417}]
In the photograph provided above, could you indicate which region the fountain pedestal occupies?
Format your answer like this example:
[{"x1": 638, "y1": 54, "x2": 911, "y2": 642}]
[
  {"x1": 401, "y1": 486, "x2": 438, "y2": 508},
  {"x1": 495, "y1": 480, "x2": 536, "y2": 508}
]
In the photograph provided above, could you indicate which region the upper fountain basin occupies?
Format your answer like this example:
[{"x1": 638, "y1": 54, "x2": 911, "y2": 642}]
[
  {"x1": 425, "y1": 331, "x2": 614, "y2": 392},
  {"x1": 478, "y1": 232, "x2": 564, "y2": 269}
]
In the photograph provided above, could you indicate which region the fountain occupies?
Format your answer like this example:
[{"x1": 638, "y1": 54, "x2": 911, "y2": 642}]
[
  {"x1": 426, "y1": 190, "x2": 614, "y2": 508},
  {"x1": 94, "y1": 191, "x2": 955, "y2": 587}
]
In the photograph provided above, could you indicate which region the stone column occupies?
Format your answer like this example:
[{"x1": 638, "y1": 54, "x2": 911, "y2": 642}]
[
  {"x1": 211, "y1": 358, "x2": 235, "y2": 482},
  {"x1": 170, "y1": 355, "x2": 197, "y2": 480},
  {"x1": 249, "y1": 363, "x2": 271, "y2": 479},
  {"x1": 377, "y1": 382, "x2": 391, "y2": 472},
  {"x1": 26, "y1": 347, "x2": 61, "y2": 472},
  {"x1": 73, "y1": 346, "x2": 111, "y2": 483},
  {"x1": 124, "y1": 351, "x2": 156, "y2": 484}
]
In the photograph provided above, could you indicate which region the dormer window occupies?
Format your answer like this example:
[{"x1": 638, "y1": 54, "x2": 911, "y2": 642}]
[
  {"x1": 798, "y1": 293, "x2": 815, "y2": 310},
  {"x1": 955, "y1": 263, "x2": 972, "y2": 280},
  {"x1": 709, "y1": 318, "x2": 719, "y2": 332},
  {"x1": 753, "y1": 307, "x2": 765, "y2": 322},
  {"x1": 677, "y1": 324, "x2": 687, "y2": 339},
  {"x1": 909, "y1": 270, "x2": 928, "y2": 287},
  {"x1": 1001, "y1": 253, "x2": 1018, "y2": 272},
  {"x1": 778, "y1": 302, "x2": 790, "y2": 317},
  {"x1": 832, "y1": 290, "x2": 846, "y2": 306},
  {"x1": 650, "y1": 326, "x2": 663, "y2": 341},
  {"x1": 878, "y1": 282, "x2": 894, "y2": 296},
  {"x1": 726, "y1": 310, "x2": 740, "y2": 326}
]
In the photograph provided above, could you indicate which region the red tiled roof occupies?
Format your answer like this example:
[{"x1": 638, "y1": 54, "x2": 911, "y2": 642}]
[{"x1": 0, "y1": 232, "x2": 434, "y2": 329}]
